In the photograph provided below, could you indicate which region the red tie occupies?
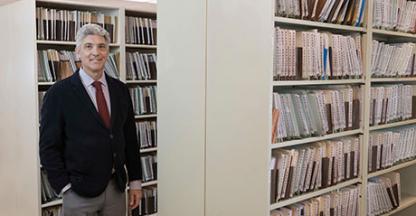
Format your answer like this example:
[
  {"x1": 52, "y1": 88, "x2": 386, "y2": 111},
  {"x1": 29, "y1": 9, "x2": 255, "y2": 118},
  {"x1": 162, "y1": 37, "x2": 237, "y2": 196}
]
[{"x1": 92, "y1": 81, "x2": 111, "y2": 129}]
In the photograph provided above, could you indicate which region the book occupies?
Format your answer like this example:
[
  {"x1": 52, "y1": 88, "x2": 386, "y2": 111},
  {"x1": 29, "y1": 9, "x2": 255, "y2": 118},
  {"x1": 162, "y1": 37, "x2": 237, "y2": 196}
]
[
  {"x1": 126, "y1": 16, "x2": 157, "y2": 45},
  {"x1": 271, "y1": 185, "x2": 359, "y2": 216},
  {"x1": 274, "y1": 28, "x2": 363, "y2": 81},
  {"x1": 367, "y1": 172, "x2": 401, "y2": 216},
  {"x1": 36, "y1": 7, "x2": 118, "y2": 42},
  {"x1": 373, "y1": 0, "x2": 416, "y2": 33},
  {"x1": 270, "y1": 136, "x2": 360, "y2": 202},
  {"x1": 129, "y1": 85, "x2": 157, "y2": 115},
  {"x1": 275, "y1": 0, "x2": 365, "y2": 26},
  {"x1": 272, "y1": 86, "x2": 361, "y2": 143}
]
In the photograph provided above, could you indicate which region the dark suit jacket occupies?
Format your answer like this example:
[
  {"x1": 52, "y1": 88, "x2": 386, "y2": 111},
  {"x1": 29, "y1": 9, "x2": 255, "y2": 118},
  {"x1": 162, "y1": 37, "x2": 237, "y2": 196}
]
[{"x1": 39, "y1": 71, "x2": 142, "y2": 197}]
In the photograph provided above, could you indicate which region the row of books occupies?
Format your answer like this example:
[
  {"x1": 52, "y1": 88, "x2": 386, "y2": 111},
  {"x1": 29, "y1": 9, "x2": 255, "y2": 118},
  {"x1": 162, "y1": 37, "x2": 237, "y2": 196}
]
[
  {"x1": 275, "y1": 0, "x2": 366, "y2": 26},
  {"x1": 131, "y1": 187, "x2": 157, "y2": 216},
  {"x1": 137, "y1": 121, "x2": 157, "y2": 149},
  {"x1": 126, "y1": 16, "x2": 157, "y2": 45},
  {"x1": 274, "y1": 28, "x2": 362, "y2": 80},
  {"x1": 42, "y1": 206, "x2": 61, "y2": 216},
  {"x1": 126, "y1": 51, "x2": 157, "y2": 80},
  {"x1": 38, "y1": 92, "x2": 46, "y2": 121},
  {"x1": 271, "y1": 87, "x2": 361, "y2": 143},
  {"x1": 40, "y1": 169, "x2": 58, "y2": 204},
  {"x1": 373, "y1": 0, "x2": 416, "y2": 33},
  {"x1": 367, "y1": 172, "x2": 401, "y2": 216},
  {"x1": 141, "y1": 155, "x2": 157, "y2": 183},
  {"x1": 270, "y1": 137, "x2": 360, "y2": 203},
  {"x1": 369, "y1": 85, "x2": 415, "y2": 126},
  {"x1": 37, "y1": 49, "x2": 119, "y2": 82},
  {"x1": 36, "y1": 7, "x2": 117, "y2": 42},
  {"x1": 270, "y1": 185, "x2": 359, "y2": 216},
  {"x1": 368, "y1": 126, "x2": 416, "y2": 173},
  {"x1": 371, "y1": 41, "x2": 416, "y2": 77},
  {"x1": 130, "y1": 86, "x2": 157, "y2": 115}
]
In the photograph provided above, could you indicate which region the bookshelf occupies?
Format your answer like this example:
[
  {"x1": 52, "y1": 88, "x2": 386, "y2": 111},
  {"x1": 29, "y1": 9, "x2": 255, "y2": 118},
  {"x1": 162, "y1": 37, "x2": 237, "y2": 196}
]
[
  {"x1": 269, "y1": 0, "x2": 416, "y2": 216},
  {"x1": 0, "y1": 0, "x2": 157, "y2": 215}
]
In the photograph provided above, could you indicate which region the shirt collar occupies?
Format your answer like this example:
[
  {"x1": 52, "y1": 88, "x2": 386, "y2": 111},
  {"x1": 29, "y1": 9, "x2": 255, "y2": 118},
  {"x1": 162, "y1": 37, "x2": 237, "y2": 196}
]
[{"x1": 79, "y1": 68, "x2": 108, "y2": 88}]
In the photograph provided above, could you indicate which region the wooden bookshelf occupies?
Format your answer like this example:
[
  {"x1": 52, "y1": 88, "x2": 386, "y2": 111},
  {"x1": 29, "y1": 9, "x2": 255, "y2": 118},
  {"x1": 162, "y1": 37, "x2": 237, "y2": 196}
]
[
  {"x1": 125, "y1": 44, "x2": 157, "y2": 49},
  {"x1": 274, "y1": 17, "x2": 366, "y2": 33},
  {"x1": 382, "y1": 194, "x2": 416, "y2": 216},
  {"x1": 270, "y1": 129, "x2": 362, "y2": 149},
  {"x1": 270, "y1": 178, "x2": 360, "y2": 210},
  {"x1": 273, "y1": 79, "x2": 365, "y2": 86},
  {"x1": 368, "y1": 159, "x2": 416, "y2": 179},
  {"x1": 372, "y1": 28, "x2": 416, "y2": 40},
  {"x1": 369, "y1": 119, "x2": 416, "y2": 131},
  {"x1": 135, "y1": 114, "x2": 157, "y2": 119},
  {"x1": 371, "y1": 77, "x2": 416, "y2": 83},
  {"x1": 270, "y1": 1, "x2": 416, "y2": 215},
  {"x1": 41, "y1": 199, "x2": 63, "y2": 208},
  {"x1": 37, "y1": 40, "x2": 119, "y2": 47},
  {"x1": 126, "y1": 80, "x2": 158, "y2": 84}
]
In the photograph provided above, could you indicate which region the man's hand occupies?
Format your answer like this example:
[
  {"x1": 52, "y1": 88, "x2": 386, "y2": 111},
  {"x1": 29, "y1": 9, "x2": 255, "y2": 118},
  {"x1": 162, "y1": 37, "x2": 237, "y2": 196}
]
[{"x1": 129, "y1": 189, "x2": 142, "y2": 209}]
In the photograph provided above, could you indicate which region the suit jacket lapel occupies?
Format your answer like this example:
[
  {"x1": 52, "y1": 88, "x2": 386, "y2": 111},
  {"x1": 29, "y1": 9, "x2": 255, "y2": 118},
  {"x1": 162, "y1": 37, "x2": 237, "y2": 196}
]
[
  {"x1": 70, "y1": 70, "x2": 108, "y2": 130},
  {"x1": 106, "y1": 74, "x2": 118, "y2": 128}
]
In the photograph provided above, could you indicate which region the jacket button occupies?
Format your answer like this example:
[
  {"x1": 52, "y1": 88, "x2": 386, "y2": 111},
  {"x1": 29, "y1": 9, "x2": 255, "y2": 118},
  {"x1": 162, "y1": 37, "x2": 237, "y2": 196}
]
[
  {"x1": 109, "y1": 134, "x2": 113, "y2": 139},
  {"x1": 113, "y1": 153, "x2": 117, "y2": 158}
]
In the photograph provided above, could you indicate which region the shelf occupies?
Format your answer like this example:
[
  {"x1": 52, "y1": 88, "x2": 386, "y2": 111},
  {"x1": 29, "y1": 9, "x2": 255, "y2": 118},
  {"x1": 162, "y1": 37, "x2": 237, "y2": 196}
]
[
  {"x1": 142, "y1": 180, "x2": 157, "y2": 187},
  {"x1": 126, "y1": 44, "x2": 157, "y2": 49},
  {"x1": 274, "y1": 17, "x2": 366, "y2": 32},
  {"x1": 41, "y1": 199, "x2": 62, "y2": 208},
  {"x1": 37, "y1": 40, "x2": 119, "y2": 47},
  {"x1": 271, "y1": 129, "x2": 362, "y2": 149},
  {"x1": 372, "y1": 28, "x2": 416, "y2": 39},
  {"x1": 38, "y1": 82, "x2": 54, "y2": 86},
  {"x1": 368, "y1": 159, "x2": 416, "y2": 178},
  {"x1": 135, "y1": 114, "x2": 157, "y2": 119},
  {"x1": 125, "y1": 80, "x2": 157, "y2": 84},
  {"x1": 270, "y1": 178, "x2": 360, "y2": 210},
  {"x1": 273, "y1": 79, "x2": 364, "y2": 86},
  {"x1": 140, "y1": 147, "x2": 157, "y2": 153},
  {"x1": 382, "y1": 194, "x2": 416, "y2": 216},
  {"x1": 371, "y1": 77, "x2": 416, "y2": 83},
  {"x1": 369, "y1": 119, "x2": 416, "y2": 131}
]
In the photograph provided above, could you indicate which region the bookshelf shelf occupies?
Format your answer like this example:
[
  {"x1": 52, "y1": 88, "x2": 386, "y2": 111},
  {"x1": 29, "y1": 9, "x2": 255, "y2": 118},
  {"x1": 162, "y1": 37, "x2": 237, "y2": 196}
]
[
  {"x1": 140, "y1": 147, "x2": 157, "y2": 153},
  {"x1": 37, "y1": 40, "x2": 119, "y2": 47},
  {"x1": 142, "y1": 180, "x2": 157, "y2": 187},
  {"x1": 126, "y1": 44, "x2": 157, "y2": 49},
  {"x1": 368, "y1": 159, "x2": 416, "y2": 179},
  {"x1": 270, "y1": 178, "x2": 360, "y2": 210},
  {"x1": 372, "y1": 28, "x2": 416, "y2": 39},
  {"x1": 273, "y1": 79, "x2": 364, "y2": 86},
  {"x1": 270, "y1": 129, "x2": 362, "y2": 149},
  {"x1": 135, "y1": 114, "x2": 157, "y2": 119},
  {"x1": 382, "y1": 194, "x2": 416, "y2": 216},
  {"x1": 38, "y1": 82, "x2": 55, "y2": 86},
  {"x1": 371, "y1": 77, "x2": 416, "y2": 83},
  {"x1": 41, "y1": 199, "x2": 62, "y2": 208},
  {"x1": 369, "y1": 119, "x2": 416, "y2": 131},
  {"x1": 126, "y1": 80, "x2": 157, "y2": 84},
  {"x1": 274, "y1": 17, "x2": 366, "y2": 32}
]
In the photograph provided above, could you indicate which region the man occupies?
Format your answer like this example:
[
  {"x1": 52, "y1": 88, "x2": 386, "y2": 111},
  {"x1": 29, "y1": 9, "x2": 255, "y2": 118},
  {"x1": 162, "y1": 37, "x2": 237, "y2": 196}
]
[{"x1": 39, "y1": 24, "x2": 142, "y2": 216}]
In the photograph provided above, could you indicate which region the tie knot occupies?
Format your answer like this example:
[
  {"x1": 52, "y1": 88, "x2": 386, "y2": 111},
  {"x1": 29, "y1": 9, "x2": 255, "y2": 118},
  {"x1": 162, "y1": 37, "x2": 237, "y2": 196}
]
[{"x1": 92, "y1": 81, "x2": 102, "y2": 90}]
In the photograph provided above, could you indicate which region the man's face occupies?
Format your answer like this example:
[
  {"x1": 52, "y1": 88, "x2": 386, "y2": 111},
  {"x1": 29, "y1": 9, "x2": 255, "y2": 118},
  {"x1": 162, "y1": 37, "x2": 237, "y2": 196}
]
[{"x1": 76, "y1": 35, "x2": 109, "y2": 74}]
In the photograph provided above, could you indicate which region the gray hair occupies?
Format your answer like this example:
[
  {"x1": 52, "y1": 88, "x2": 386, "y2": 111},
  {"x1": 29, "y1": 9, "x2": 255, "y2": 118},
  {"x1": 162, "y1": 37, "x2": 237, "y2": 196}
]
[{"x1": 75, "y1": 24, "x2": 111, "y2": 49}]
